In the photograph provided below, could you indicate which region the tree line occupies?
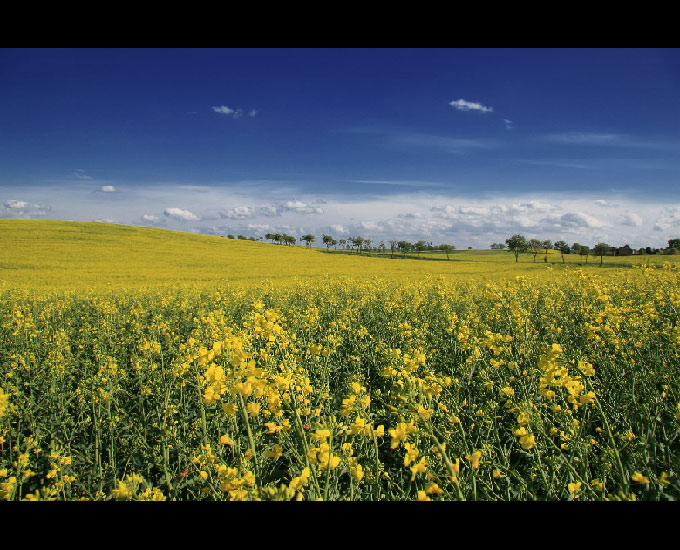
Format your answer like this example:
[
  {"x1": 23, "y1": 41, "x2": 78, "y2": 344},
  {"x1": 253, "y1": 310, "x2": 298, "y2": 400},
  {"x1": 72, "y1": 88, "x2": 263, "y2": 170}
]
[
  {"x1": 502, "y1": 235, "x2": 680, "y2": 266},
  {"x1": 228, "y1": 232, "x2": 680, "y2": 265}
]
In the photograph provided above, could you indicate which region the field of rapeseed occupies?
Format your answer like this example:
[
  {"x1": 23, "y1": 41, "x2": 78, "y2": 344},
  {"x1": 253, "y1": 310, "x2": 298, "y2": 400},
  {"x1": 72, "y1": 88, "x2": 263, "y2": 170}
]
[{"x1": 1, "y1": 221, "x2": 679, "y2": 500}]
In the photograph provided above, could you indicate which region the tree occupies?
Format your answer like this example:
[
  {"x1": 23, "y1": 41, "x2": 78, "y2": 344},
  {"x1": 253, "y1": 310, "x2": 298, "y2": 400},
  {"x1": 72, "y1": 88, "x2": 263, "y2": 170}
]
[
  {"x1": 553, "y1": 240, "x2": 569, "y2": 263},
  {"x1": 542, "y1": 240, "x2": 552, "y2": 263},
  {"x1": 227, "y1": 234, "x2": 235, "y2": 239},
  {"x1": 322, "y1": 234, "x2": 334, "y2": 250},
  {"x1": 301, "y1": 234, "x2": 316, "y2": 248},
  {"x1": 388, "y1": 240, "x2": 398, "y2": 259},
  {"x1": 398, "y1": 241, "x2": 411, "y2": 258},
  {"x1": 592, "y1": 242, "x2": 610, "y2": 266},
  {"x1": 579, "y1": 245, "x2": 590, "y2": 264},
  {"x1": 350, "y1": 236, "x2": 364, "y2": 254},
  {"x1": 285, "y1": 235, "x2": 296, "y2": 246},
  {"x1": 506, "y1": 234, "x2": 528, "y2": 262},
  {"x1": 364, "y1": 239, "x2": 372, "y2": 253},
  {"x1": 415, "y1": 240, "x2": 427, "y2": 258},
  {"x1": 669, "y1": 238, "x2": 680, "y2": 250},
  {"x1": 490, "y1": 243, "x2": 506, "y2": 249},
  {"x1": 528, "y1": 239, "x2": 543, "y2": 263},
  {"x1": 441, "y1": 244, "x2": 454, "y2": 260}
]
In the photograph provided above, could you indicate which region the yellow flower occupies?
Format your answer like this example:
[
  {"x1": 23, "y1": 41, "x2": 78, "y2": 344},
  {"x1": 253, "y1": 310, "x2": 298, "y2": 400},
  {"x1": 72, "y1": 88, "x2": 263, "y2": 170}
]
[
  {"x1": 266, "y1": 444, "x2": 283, "y2": 459},
  {"x1": 220, "y1": 434, "x2": 234, "y2": 446},
  {"x1": 410, "y1": 458, "x2": 427, "y2": 481},
  {"x1": 222, "y1": 403, "x2": 238, "y2": 416},
  {"x1": 631, "y1": 472, "x2": 650, "y2": 484},
  {"x1": 246, "y1": 402, "x2": 261, "y2": 417},
  {"x1": 403, "y1": 443, "x2": 419, "y2": 467},
  {"x1": 389, "y1": 421, "x2": 417, "y2": 449},
  {"x1": 466, "y1": 450, "x2": 482, "y2": 469},
  {"x1": 520, "y1": 434, "x2": 536, "y2": 450},
  {"x1": 425, "y1": 482, "x2": 443, "y2": 495},
  {"x1": 568, "y1": 482, "x2": 581, "y2": 495}
]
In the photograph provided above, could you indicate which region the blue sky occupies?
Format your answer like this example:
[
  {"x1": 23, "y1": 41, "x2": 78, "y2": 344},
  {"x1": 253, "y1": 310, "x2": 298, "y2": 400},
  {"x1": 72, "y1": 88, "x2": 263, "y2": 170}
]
[{"x1": 1, "y1": 48, "x2": 679, "y2": 247}]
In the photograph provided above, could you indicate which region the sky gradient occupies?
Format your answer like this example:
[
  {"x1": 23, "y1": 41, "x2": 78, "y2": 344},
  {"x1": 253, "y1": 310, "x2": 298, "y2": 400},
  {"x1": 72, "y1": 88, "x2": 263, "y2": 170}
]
[{"x1": 1, "y1": 48, "x2": 679, "y2": 248}]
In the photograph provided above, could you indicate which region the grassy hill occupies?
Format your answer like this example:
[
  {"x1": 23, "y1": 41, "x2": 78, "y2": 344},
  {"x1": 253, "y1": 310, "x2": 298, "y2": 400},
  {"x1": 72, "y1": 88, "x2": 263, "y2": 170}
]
[{"x1": 0, "y1": 219, "x2": 668, "y2": 291}]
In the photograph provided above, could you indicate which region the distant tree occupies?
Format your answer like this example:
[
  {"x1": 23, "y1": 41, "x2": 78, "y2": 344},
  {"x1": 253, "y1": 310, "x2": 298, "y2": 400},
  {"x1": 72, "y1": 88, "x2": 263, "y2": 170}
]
[
  {"x1": 528, "y1": 239, "x2": 543, "y2": 263},
  {"x1": 553, "y1": 240, "x2": 569, "y2": 263},
  {"x1": 441, "y1": 244, "x2": 455, "y2": 260},
  {"x1": 388, "y1": 240, "x2": 398, "y2": 258},
  {"x1": 322, "y1": 234, "x2": 334, "y2": 250},
  {"x1": 542, "y1": 239, "x2": 552, "y2": 263},
  {"x1": 379, "y1": 241, "x2": 386, "y2": 253},
  {"x1": 415, "y1": 240, "x2": 427, "y2": 258},
  {"x1": 398, "y1": 241, "x2": 412, "y2": 258},
  {"x1": 237, "y1": 234, "x2": 247, "y2": 240},
  {"x1": 506, "y1": 234, "x2": 528, "y2": 262},
  {"x1": 364, "y1": 239, "x2": 372, "y2": 253},
  {"x1": 273, "y1": 233, "x2": 283, "y2": 245},
  {"x1": 350, "y1": 236, "x2": 365, "y2": 254},
  {"x1": 669, "y1": 238, "x2": 680, "y2": 250},
  {"x1": 571, "y1": 242, "x2": 581, "y2": 255},
  {"x1": 592, "y1": 242, "x2": 610, "y2": 266},
  {"x1": 227, "y1": 234, "x2": 235, "y2": 239},
  {"x1": 301, "y1": 234, "x2": 316, "y2": 248},
  {"x1": 331, "y1": 238, "x2": 338, "y2": 249},
  {"x1": 490, "y1": 243, "x2": 506, "y2": 249},
  {"x1": 285, "y1": 235, "x2": 296, "y2": 246},
  {"x1": 339, "y1": 239, "x2": 347, "y2": 250},
  {"x1": 579, "y1": 245, "x2": 590, "y2": 264}
]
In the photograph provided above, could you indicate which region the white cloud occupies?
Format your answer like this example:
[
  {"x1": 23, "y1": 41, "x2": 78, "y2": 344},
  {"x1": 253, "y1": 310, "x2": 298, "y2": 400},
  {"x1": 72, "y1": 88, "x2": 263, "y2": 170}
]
[
  {"x1": 212, "y1": 105, "x2": 236, "y2": 115},
  {"x1": 559, "y1": 212, "x2": 603, "y2": 228},
  {"x1": 74, "y1": 170, "x2": 93, "y2": 180},
  {"x1": 449, "y1": 98, "x2": 494, "y2": 113},
  {"x1": 279, "y1": 201, "x2": 323, "y2": 215},
  {"x1": 100, "y1": 185, "x2": 116, "y2": 193},
  {"x1": 164, "y1": 207, "x2": 200, "y2": 221},
  {"x1": 0, "y1": 199, "x2": 48, "y2": 218},
  {"x1": 619, "y1": 213, "x2": 642, "y2": 227},
  {"x1": 212, "y1": 105, "x2": 256, "y2": 119},
  {"x1": 222, "y1": 206, "x2": 256, "y2": 219},
  {"x1": 4, "y1": 200, "x2": 35, "y2": 209},
  {"x1": 460, "y1": 206, "x2": 490, "y2": 215}
]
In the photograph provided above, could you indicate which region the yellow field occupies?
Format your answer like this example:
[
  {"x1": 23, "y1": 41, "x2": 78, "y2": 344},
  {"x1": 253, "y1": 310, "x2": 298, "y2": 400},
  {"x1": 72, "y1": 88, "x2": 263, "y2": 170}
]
[
  {"x1": 0, "y1": 220, "x2": 671, "y2": 292},
  {"x1": 1, "y1": 220, "x2": 679, "y2": 501}
]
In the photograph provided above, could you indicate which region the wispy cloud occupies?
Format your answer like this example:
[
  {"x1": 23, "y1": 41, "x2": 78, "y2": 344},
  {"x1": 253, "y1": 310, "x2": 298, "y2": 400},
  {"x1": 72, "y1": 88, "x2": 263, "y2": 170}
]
[
  {"x1": 164, "y1": 207, "x2": 200, "y2": 221},
  {"x1": 100, "y1": 185, "x2": 117, "y2": 193},
  {"x1": 392, "y1": 132, "x2": 498, "y2": 153},
  {"x1": 212, "y1": 105, "x2": 257, "y2": 119},
  {"x1": 449, "y1": 98, "x2": 494, "y2": 113},
  {"x1": 542, "y1": 132, "x2": 680, "y2": 151},
  {"x1": 342, "y1": 179, "x2": 445, "y2": 188}
]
